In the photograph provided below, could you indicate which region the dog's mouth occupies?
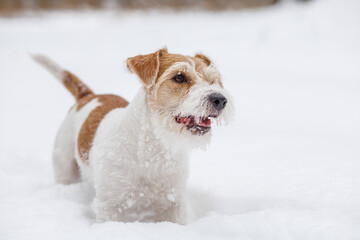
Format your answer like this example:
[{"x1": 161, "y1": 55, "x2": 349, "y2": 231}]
[{"x1": 175, "y1": 114, "x2": 217, "y2": 135}]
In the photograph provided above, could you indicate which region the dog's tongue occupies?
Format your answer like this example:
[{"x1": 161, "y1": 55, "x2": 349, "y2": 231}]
[
  {"x1": 179, "y1": 117, "x2": 192, "y2": 125},
  {"x1": 178, "y1": 116, "x2": 211, "y2": 127},
  {"x1": 199, "y1": 117, "x2": 211, "y2": 127}
]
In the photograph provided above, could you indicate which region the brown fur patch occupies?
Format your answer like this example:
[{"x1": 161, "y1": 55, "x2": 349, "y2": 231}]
[
  {"x1": 77, "y1": 94, "x2": 129, "y2": 163},
  {"x1": 127, "y1": 49, "x2": 167, "y2": 86},
  {"x1": 76, "y1": 94, "x2": 97, "y2": 111},
  {"x1": 150, "y1": 72, "x2": 195, "y2": 112},
  {"x1": 192, "y1": 55, "x2": 223, "y2": 87},
  {"x1": 127, "y1": 49, "x2": 219, "y2": 87},
  {"x1": 63, "y1": 71, "x2": 94, "y2": 100},
  {"x1": 157, "y1": 52, "x2": 217, "y2": 85},
  {"x1": 157, "y1": 53, "x2": 193, "y2": 79},
  {"x1": 194, "y1": 54, "x2": 211, "y2": 66}
]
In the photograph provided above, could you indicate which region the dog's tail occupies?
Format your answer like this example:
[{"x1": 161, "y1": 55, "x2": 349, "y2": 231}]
[{"x1": 31, "y1": 54, "x2": 94, "y2": 101}]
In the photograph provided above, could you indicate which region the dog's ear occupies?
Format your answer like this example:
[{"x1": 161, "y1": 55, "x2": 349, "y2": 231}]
[
  {"x1": 195, "y1": 53, "x2": 212, "y2": 66},
  {"x1": 127, "y1": 48, "x2": 168, "y2": 87}
]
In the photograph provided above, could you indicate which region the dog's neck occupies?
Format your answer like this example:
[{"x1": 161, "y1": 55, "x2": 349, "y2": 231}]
[{"x1": 124, "y1": 87, "x2": 189, "y2": 163}]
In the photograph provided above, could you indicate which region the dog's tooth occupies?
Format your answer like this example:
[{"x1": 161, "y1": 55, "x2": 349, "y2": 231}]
[{"x1": 194, "y1": 117, "x2": 199, "y2": 124}]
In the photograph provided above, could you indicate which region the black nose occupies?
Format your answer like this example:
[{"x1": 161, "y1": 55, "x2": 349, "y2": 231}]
[{"x1": 209, "y1": 93, "x2": 227, "y2": 110}]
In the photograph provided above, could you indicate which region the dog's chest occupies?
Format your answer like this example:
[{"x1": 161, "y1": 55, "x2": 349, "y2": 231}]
[
  {"x1": 119, "y1": 130, "x2": 188, "y2": 217},
  {"x1": 134, "y1": 131, "x2": 187, "y2": 190},
  {"x1": 89, "y1": 99, "x2": 188, "y2": 222},
  {"x1": 113, "y1": 139, "x2": 187, "y2": 221}
]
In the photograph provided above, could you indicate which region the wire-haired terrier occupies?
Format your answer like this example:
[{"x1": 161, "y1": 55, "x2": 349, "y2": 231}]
[{"x1": 32, "y1": 48, "x2": 233, "y2": 224}]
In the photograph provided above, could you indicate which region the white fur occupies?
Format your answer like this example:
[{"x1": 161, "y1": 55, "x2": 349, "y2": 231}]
[
  {"x1": 176, "y1": 82, "x2": 234, "y2": 124},
  {"x1": 53, "y1": 98, "x2": 100, "y2": 184},
  {"x1": 31, "y1": 54, "x2": 65, "y2": 83}
]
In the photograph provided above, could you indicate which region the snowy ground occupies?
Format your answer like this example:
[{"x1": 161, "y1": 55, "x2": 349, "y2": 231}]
[{"x1": 0, "y1": 0, "x2": 360, "y2": 239}]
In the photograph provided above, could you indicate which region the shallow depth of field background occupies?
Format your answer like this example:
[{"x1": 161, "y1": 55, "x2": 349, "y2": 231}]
[{"x1": 0, "y1": 0, "x2": 359, "y2": 239}]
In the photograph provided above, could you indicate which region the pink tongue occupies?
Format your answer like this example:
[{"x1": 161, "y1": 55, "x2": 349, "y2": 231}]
[
  {"x1": 199, "y1": 117, "x2": 211, "y2": 127},
  {"x1": 179, "y1": 117, "x2": 186, "y2": 124},
  {"x1": 179, "y1": 117, "x2": 192, "y2": 125}
]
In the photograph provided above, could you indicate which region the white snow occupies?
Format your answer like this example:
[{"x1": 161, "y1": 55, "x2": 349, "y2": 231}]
[{"x1": 0, "y1": 0, "x2": 360, "y2": 239}]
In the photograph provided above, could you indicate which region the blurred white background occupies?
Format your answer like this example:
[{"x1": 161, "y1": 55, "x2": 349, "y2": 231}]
[{"x1": 0, "y1": 0, "x2": 359, "y2": 239}]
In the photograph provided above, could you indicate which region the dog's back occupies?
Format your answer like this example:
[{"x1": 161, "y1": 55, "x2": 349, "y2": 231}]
[{"x1": 32, "y1": 55, "x2": 128, "y2": 184}]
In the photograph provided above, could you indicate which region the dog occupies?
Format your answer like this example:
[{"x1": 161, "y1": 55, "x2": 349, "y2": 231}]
[{"x1": 32, "y1": 49, "x2": 233, "y2": 224}]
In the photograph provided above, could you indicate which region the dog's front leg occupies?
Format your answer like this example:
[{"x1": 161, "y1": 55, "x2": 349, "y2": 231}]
[
  {"x1": 168, "y1": 199, "x2": 187, "y2": 225},
  {"x1": 153, "y1": 193, "x2": 187, "y2": 225},
  {"x1": 92, "y1": 193, "x2": 125, "y2": 222},
  {"x1": 91, "y1": 168, "x2": 134, "y2": 222}
]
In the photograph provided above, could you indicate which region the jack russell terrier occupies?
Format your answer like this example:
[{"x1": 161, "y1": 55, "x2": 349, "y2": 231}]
[{"x1": 32, "y1": 49, "x2": 233, "y2": 224}]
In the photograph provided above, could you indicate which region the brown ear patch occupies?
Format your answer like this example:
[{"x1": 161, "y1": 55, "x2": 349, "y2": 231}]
[
  {"x1": 77, "y1": 94, "x2": 128, "y2": 163},
  {"x1": 127, "y1": 48, "x2": 168, "y2": 86},
  {"x1": 195, "y1": 54, "x2": 212, "y2": 66}
]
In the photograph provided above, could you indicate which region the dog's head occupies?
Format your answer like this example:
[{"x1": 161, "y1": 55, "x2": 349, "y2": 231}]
[{"x1": 127, "y1": 49, "x2": 233, "y2": 149}]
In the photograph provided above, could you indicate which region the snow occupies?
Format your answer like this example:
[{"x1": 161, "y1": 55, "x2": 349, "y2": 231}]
[{"x1": 0, "y1": 0, "x2": 360, "y2": 239}]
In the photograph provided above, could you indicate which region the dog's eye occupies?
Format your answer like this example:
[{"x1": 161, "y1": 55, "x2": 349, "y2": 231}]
[{"x1": 173, "y1": 73, "x2": 186, "y2": 83}]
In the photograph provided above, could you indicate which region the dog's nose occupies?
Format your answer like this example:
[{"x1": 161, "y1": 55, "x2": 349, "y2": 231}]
[{"x1": 209, "y1": 93, "x2": 227, "y2": 110}]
